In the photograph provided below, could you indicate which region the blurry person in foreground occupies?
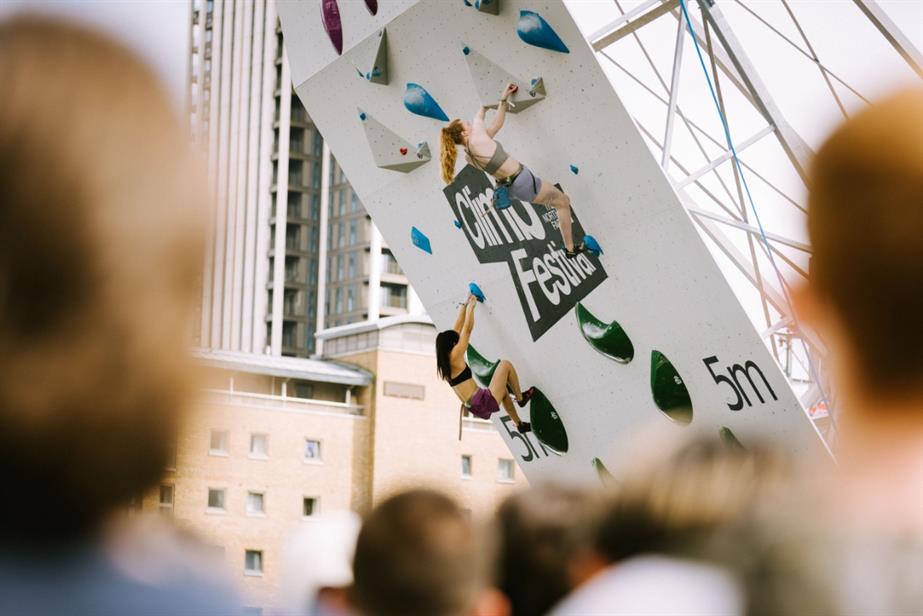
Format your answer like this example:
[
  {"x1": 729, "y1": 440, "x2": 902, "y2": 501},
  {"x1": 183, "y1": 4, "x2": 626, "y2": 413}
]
[
  {"x1": 549, "y1": 434, "x2": 792, "y2": 616},
  {"x1": 796, "y1": 88, "x2": 923, "y2": 532},
  {"x1": 493, "y1": 485, "x2": 606, "y2": 616},
  {"x1": 0, "y1": 15, "x2": 238, "y2": 615},
  {"x1": 278, "y1": 511, "x2": 361, "y2": 616},
  {"x1": 351, "y1": 489, "x2": 509, "y2": 616},
  {"x1": 786, "y1": 88, "x2": 923, "y2": 612}
]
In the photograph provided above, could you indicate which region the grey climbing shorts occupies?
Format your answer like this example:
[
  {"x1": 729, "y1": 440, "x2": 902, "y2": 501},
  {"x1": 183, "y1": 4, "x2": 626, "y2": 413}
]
[{"x1": 508, "y1": 165, "x2": 543, "y2": 203}]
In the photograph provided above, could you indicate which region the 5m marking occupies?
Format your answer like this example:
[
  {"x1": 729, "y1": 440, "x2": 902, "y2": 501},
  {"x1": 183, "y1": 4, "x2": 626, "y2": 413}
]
[
  {"x1": 703, "y1": 356, "x2": 778, "y2": 411},
  {"x1": 500, "y1": 415, "x2": 549, "y2": 463}
]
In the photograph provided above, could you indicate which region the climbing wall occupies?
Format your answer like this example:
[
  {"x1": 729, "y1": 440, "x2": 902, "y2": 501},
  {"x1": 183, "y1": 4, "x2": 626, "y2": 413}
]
[{"x1": 278, "y1": 0, "x2": 827, "y2": 483}]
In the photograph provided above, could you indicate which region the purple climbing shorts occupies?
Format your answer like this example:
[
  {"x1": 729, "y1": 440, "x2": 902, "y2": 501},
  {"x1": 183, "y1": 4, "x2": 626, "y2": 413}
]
[
  {"x1": 508, "y1": 165, "x2": 543, "y2": 203},
  {"x1": 467, "y1": 388, "x2": 500, "y2": 420}
]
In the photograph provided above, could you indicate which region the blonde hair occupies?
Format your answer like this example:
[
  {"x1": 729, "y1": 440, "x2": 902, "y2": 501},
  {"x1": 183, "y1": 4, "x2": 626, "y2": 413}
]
[
  {"x1": 0, "y1": 16, "x2": 206, "y2": 543},
  {"x1": 440, "y1": 119, "x2": 465, "y2": 184}
]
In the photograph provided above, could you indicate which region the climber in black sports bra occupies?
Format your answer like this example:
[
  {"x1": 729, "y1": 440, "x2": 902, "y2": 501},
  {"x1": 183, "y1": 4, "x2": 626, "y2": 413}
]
[{"x1": 436, "y1": 295, "x2": 533, "y2": 432}]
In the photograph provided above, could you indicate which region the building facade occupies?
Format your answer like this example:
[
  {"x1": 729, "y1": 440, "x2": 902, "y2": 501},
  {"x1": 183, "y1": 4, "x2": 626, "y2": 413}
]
[
  {"x1": 187, "y1": 0, "x2": 421, "y2": 358},
  {"x1": 140, "y1": 318, "x2": 525, "y2": 612}
]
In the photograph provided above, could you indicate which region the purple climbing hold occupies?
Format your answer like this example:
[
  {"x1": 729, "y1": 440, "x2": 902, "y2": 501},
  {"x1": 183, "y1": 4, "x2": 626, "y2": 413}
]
[
  {"x1": 411, "y1": 226, "x2": 433, "y2": 255},
  {"x1": 570, "y1": 164, "x2": 579, "y2": 175},
  {"x1": 517, "y1": 10, "x2": 570, "y2": 54},
  {"x1": 453, "y1": 219, "x2": 463, "y2": 229},
  {"x1": 365, "y1": 0, "x2": 378, "y2": 15},
  {"x1": 320, "y1": 0, "x2": 343, "y2": 55},
  {"x1": 403, "y1": 83, "x2": 449, "y2": 122}
]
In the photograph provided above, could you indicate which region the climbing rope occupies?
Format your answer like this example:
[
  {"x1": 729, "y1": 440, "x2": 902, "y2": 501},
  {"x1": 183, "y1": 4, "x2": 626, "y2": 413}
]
[{"x1": 677, "y1": 0, "x2": 838, "y2": 444}]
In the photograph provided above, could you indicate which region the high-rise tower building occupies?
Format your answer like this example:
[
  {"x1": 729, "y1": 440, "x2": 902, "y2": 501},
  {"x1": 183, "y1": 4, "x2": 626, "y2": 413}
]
[{"x1": 187, "y1": 0, "x2": 422, "y2": 358}]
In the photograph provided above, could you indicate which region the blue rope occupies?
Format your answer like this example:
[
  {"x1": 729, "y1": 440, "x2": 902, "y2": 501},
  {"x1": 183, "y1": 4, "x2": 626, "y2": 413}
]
[{"x1": 678, "y1": 0, "x2": 837, "y2": 439}]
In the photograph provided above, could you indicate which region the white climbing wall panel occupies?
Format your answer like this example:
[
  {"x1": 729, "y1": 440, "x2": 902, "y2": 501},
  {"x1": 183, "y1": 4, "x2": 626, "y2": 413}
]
[{"x1": 278, "y1": 0, "x2": 827, "y2": 483}]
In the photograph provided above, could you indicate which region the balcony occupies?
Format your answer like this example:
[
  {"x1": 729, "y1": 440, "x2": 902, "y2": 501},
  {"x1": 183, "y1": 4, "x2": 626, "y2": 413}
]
[{"x1": 202, "y1": 389, "x2": 365, "y2": 417}]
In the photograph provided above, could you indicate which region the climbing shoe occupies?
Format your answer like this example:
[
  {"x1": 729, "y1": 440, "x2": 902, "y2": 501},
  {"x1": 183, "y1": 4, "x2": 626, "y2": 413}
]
[
  {"x1": 517, "y1": 421, "x2": 532, "y2": 434},
  {"x1": 565, "y1": 242, "x2": 587, "y2": 259},
  {"x1": 517, "y1": 387, "x2": 536, "y2": 408}
]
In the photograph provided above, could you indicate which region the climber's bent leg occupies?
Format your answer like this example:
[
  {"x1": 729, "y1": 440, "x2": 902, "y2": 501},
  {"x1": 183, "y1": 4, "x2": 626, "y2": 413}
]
[{"x1": 533, "y1": 180, "x2": 576, "y2": 252}]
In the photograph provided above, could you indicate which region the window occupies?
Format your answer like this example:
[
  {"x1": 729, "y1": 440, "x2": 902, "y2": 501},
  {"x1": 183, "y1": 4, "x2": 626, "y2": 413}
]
[
  {"x1": 349, "y1": 220, "x2": 357, "y2": 244},
  {"x1": 347, "y1": 288, "x2": 354, "y2": 312},
  {"x1": 207, "y1": 488, "x2": 226, "y2": 511},
  {"x1": 497, "y1": 459, "x2": 515, "y2": 482},
  {"x1": 294, "y1": 382, "x2": 314, "y2": 399},
  {"x1": 303, "y1": 497, "x2": 318, "y2": 518},
  {"x1": 159, "y1": 484, "x2": 174, "y2": 516},
  {"x1": 348, "y1": 253, "x2": 356, "y2": 278},
  {"x1": 244, "y1": 550, "x2": 263, "y2": 575},
  {"x1": 209, "y1": 430, "x2": 228, "y2": 455},
  {"x1": 249, "y1": 433, "x2": 268, "y2": 459},
  {"x1": 304, "y1": 439, "x2": 322, "y2": 462},
  {"x1": 461, "y1": 455, "x2": 472, "y2": 478},
  {"x1": 247, "y1": 492, "x2": 265, "y2": 516}
]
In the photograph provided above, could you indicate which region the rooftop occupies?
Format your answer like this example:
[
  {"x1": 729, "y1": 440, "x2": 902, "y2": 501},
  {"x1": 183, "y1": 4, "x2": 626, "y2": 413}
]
[{"x1": 193, "y1": 348, "x2": 373, "y2": 386}]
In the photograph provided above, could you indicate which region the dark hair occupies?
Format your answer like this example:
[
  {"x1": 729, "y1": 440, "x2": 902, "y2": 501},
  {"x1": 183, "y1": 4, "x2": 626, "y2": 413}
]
[
  {"x1": 808, "y1": 89, "x2": 923, "y2": 399},
  {"x1": 0, "y1": 17, "x2": 205, "y2": 546},
  {"x1": 435, "y1": 329, "x2": 460, "y2": 382},
  {"x1": 495, "y1": 485, "x2": 603, "y2": 616},
  {"x1": 351, "y1": 489, "x2": 483, "y2": 616}
]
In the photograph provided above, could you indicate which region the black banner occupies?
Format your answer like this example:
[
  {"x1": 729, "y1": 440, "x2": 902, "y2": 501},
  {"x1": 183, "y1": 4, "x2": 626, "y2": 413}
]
[{"x1": 444, "y1": 165, "x2": 607, "y2": 340}]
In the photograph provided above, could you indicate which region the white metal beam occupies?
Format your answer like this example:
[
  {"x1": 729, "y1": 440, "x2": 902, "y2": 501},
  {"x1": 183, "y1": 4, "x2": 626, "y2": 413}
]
[
  {"x1": 676, "y1": 124, "x2": 775, "y2": 188},
  {"x1": 661, "y1": 16, "x2": 686, "y2": 169},
  {"x1": 853, "y1": 0, "x2": 923, "y2": 79}
]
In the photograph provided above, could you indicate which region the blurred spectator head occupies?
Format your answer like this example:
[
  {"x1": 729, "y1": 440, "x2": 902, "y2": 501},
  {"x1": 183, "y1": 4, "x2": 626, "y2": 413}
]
[
  {"x1": 351, "y1": 489, "x2": 496, "y2": 616},
  {"x1": 494, "y1": 484, "x2": 606, "y2": 616},
  {"x1": 801, "y1": 89, "x2": 923, "y2": 406},
  {"x1": 0, "y1": 16, "x2": 206, "y2": 546},
  {"x1": 596, "y1": 433, "x2": 789, "y2": 563}
]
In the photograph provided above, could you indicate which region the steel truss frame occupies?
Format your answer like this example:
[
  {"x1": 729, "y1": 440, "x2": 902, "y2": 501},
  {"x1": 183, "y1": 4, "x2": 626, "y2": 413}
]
[{"x1": 587, "y1": 0, "x2": 923, "y2": 447}]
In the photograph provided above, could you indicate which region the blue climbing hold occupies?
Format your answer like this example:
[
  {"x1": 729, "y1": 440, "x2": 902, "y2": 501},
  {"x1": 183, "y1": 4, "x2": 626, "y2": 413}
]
[
  {"x1": 403, "y1": 83, "x2": 450, "y2": 122},
  {"x1": 356, "y1": 67, "x2": 364, "y2": 78},
  {"x1": 462, "y1": 45, "x2": 470, "y2": 55},
  {"x1": 372, "y1": 66, "x2": 382, "y2": 77},
  {"x1": 365, "y1": 72, "x2": 371, "y2": 80},
  {"x1": 468, "y1": 282, "x2": 486, "y2": 302},
  {"x1": 517, "y1": 10, "x2": 570, "y2": 54},
  {"x1": 570, "y1": 164, "x2": 579, "y2": 175},
  {"x1": 453, "y1": 219, "x2": 463, "y2": 229},
  {"x1": 463, "y1": 0, "x2": 472, "y2": 6},
  {"x1": 584, "y1": 235, "x2": 602, "y2": 256},
  {"x1": 359, "y1": 111, "x2": 367, "y2": 121},
  {"x1": 411, "y1": 226, "x2": 432, "y2": 254}
]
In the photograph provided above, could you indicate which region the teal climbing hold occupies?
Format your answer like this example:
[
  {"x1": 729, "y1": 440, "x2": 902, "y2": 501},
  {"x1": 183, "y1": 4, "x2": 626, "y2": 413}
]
[
  {"x1": 403, "y1": 83, "x2": 449, "y2": 122},
  {"x1": 462, "y1": 46, "x2": 470, "y2": 55},
  {"x1": 530, "y1": 388, "x2": 568, "y2": 454},
  {"x1": 719, "y1": 426, "x2": 746, "y2": 452},
  {"x1": 359, "y1": 111, "x2": 366, "y2": 121},
  {"x1": 650, "y1": 350, "x2": 693, "y2": 425},
  {"x1": 575, "y1": 303, "x2": 634, "y2": 363},
  {"x1": 517, "y1": 10, "x2": 570, "y2": 54},
  {"x1": 465, "y1": 345, "x2": 499, "y2": 388},
  {"x1": 592, "y1": 457, "x2": 615, "y2": 485},
  {"x1": 453, "y1": 219, "x2": 463, "y2": 229},
  {"x1": 570, "y1": 164, "x2": 579, "y2": 175},
  {"x1": 584, "y1": 235, "x2": 602, "y2": 256},
  {"x1": 411, "y1": 226, "x2": 432, "y2": 254},
  {"x1": 468, "y1": 282, "x2": 485, "y2": 302}
]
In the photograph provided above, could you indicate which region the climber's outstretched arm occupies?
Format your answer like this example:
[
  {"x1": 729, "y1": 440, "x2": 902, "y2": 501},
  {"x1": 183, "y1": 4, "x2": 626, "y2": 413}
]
[
  {"x1": 487, "y1": 83, "x2": 516, "y2": 138},
  {"x1": 456, "y1": 296, "x2": 476, "y2": 351}
]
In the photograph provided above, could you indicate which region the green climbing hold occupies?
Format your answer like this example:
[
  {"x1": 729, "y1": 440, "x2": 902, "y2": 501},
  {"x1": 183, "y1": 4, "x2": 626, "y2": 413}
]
[
  {"x1": 719, "y1": 426, "x2": 746, "y2": 452},
  {"x1": 465, "y1": 345, "x2": 499, "y2": 389},
  {"x1": 650, "y1": 350, "x2": 693, "y2": 425},
  {"x1": 592, "y1": 457, "x2": 615, "y2": 485},
  {"x1": 529, "y1": 388, "x2": 568, "y2": 454},
  {"x1": 575, "y1": 303, "x2": 634, "y2": 363}
]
